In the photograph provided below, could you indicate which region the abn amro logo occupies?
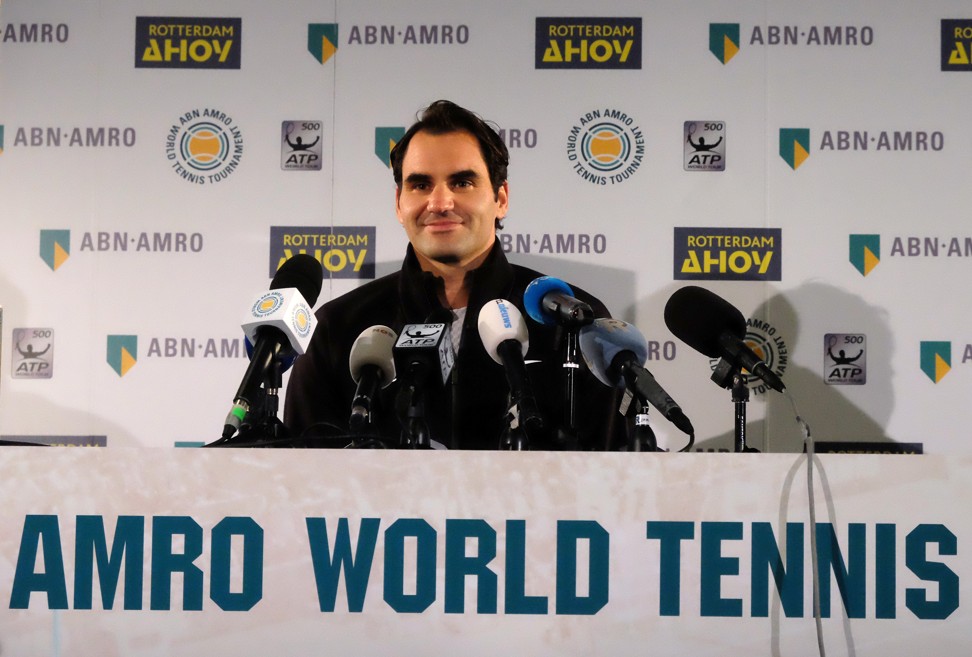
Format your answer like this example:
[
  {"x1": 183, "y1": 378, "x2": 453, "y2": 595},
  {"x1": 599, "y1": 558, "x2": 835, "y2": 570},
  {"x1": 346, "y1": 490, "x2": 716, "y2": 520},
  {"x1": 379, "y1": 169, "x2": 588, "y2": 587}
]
[
  {"x1": 39, "y1": 229, "x2": 70, "y2": 271},
  {"x1": 375, "y1": 126, "x2": 405, "y2": 167},
  {"x1": 849, "y1": 234, "x2": 880, "y2": 276},
  {"x1": 107, "y1": 335, "x2": 138, "y2": 377},
  {"x1": 308, "y1": 24, "x2": 338, "y2": 64},
  {"x1": 779, "y1": 128, "x2": 810, "y2": 169},
  {"x1": 920, "y1": 341, "x2": 950, "y2": 383},
  {"x1": 709, "y1": 23, "x2": 740, "y2": 64}
]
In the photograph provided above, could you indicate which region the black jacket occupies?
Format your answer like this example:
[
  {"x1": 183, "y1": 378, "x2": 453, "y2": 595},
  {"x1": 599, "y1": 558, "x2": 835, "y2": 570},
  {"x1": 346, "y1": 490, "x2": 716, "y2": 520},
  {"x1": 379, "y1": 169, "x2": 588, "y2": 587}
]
[{"x1": 283, "y1": 242, "x2": 622, "y2": 450}]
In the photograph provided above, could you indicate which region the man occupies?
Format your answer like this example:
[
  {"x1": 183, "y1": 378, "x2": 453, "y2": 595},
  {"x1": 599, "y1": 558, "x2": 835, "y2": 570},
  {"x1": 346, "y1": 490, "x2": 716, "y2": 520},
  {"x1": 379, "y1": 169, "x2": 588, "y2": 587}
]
[{"x1": 284, "y1": 100, "x2": 621, "y2": 449}]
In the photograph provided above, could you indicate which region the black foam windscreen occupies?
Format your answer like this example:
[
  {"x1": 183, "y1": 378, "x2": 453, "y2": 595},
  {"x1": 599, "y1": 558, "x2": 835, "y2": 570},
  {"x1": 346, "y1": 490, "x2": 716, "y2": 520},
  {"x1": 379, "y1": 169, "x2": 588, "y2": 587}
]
[
  {"x1": 663, "y1": 286, "x2": 747, "y2": 357},
  {"x1": 270, "y1": 254, "x2": 324, "y2": 306}
]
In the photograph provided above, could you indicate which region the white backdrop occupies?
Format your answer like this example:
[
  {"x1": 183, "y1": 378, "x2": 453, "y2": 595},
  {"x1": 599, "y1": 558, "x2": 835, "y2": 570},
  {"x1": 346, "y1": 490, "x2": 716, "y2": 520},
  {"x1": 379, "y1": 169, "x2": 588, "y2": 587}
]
[{"x1": 1, "y1": 0, "x2": 971, "y2": 452}]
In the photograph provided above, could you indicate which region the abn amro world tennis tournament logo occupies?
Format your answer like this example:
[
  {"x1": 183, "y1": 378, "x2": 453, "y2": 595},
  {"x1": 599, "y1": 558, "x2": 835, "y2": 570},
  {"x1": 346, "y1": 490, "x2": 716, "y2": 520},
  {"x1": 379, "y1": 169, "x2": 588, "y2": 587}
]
[
  {"x1": 165, "y1": 108, "x2": 243, "y2": 184},
  {"x1": 566, "y1": 108, "x2": 644, "y2": 185}
]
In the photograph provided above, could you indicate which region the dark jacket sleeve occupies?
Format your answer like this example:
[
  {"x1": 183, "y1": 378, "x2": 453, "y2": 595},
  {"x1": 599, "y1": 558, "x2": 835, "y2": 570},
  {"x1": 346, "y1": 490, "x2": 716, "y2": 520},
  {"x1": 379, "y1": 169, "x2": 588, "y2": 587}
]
[{"x1": 283, "y1": 308, "x2": 345, "y2": 442}]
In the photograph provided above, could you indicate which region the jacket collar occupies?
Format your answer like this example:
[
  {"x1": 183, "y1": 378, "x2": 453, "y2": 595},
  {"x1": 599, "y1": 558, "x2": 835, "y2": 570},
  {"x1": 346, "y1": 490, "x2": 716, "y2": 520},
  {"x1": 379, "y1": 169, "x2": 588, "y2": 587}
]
[{"x1": 398, "y1": 241, "x2": 514, "y2": 321}]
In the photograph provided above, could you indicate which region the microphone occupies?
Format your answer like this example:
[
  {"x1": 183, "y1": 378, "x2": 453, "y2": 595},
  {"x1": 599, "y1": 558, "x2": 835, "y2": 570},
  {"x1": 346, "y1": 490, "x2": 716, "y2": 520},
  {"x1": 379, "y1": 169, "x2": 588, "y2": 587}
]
[
  {"x1": 477, "y1": 299, "x2": 544, "y2": 438},
  {"x1": 663, "y1": 285, "x2": 785, "y2": 393},
  {"x1": 523, "y1": 276, "x2": 595, "y2": 328},
  {"x1": 579, "y1": 318, "x2": 694, "y2": 435},
  {"x1": 348, "y1": 325, "x2": 397, "y2": 433},
  {"x1": 393, "y1": 321, "x2": 455, "y2": 447},
  {"x1": 393, "y1": 322, "x2": 455, "y2": 387},
  {"x1": 222, "y1": 254, "x2": 323, "y2": 439}
]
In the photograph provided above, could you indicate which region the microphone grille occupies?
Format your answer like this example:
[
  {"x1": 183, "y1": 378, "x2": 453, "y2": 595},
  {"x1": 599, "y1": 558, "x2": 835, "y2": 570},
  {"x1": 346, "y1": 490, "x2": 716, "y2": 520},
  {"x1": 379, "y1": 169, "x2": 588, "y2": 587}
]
[
  {"x1": 271, "y1": 254, "x2": 324, "y2": 306},
  {"x1": 663, "y1": 286, "x2": 746, "y2": 357}
]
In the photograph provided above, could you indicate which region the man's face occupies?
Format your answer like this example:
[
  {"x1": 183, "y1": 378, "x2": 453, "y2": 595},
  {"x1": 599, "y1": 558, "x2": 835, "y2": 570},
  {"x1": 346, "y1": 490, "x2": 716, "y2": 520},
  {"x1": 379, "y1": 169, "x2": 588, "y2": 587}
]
[{"x1": 395, "y1": 130, "x2": 508, "y2": 270}]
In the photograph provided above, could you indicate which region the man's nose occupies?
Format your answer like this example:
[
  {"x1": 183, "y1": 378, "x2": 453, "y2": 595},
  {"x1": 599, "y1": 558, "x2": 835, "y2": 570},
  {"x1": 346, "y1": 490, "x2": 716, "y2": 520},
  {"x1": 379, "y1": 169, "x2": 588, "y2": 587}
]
[{"x1": 427, "y1": 184, "x2": 454, "y2": 213}]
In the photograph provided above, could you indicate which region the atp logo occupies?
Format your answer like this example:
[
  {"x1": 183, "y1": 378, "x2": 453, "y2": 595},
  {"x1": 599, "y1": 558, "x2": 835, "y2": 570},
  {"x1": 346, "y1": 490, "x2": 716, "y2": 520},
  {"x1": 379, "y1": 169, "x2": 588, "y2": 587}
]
[
  {"x1": 39, "y1": 230, "x2": 70, "y2": 271},
  {"x1": 308, "y1": 24, "x2": 339, "y2": 64},
  {"x1": 709, "y1": 23, "x2": 740, "y2": 64},
  {"x1": 375, "y1": 126, "x2": 405, "y2": 167},
  {"x1": 920, "y1": 341, "x2": 951, "y2": 383},
  {"x1": 107, "y1": 335, "x2": 138, "y2": 377},
  {"x1": 779, "y1": 128, "x2": 810, "y2": 169},
  {"x1": 849, "y1": 234, "x2": 880, "y2": 276}
]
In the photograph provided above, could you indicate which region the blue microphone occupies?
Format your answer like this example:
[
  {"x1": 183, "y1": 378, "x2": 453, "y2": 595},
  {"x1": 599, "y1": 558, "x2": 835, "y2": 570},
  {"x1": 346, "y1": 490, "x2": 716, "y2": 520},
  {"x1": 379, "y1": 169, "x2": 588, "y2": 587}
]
[
  {"x1": 523, "y1": 276, "x2": 594, "y2": 328},
  {"x1": 580, "y1": 318, "x2": 694, "y2": 436}
]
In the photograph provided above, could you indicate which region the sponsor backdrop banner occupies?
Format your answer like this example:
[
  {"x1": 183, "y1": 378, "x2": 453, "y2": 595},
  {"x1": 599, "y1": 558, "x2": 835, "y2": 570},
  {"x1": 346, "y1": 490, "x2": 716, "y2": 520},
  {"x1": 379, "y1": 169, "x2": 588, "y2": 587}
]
[
  {"x1": 1, "y1": 0, "x2": 971, "y2": 454},
  {"x1": 0, "y1": 449, "x2": 968, "y2": 655}
]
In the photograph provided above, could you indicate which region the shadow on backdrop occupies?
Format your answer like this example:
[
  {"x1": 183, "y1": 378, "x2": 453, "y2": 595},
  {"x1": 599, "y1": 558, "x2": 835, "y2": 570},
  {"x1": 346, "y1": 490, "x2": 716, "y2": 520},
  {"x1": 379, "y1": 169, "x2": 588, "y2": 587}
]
[{"x1": 698, "y1": 281, "x2": 896, "y2": 453}]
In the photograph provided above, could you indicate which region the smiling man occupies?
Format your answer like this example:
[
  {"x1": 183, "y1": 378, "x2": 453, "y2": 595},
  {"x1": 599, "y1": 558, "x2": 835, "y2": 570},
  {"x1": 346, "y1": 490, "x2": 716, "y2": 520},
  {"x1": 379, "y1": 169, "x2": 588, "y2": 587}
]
[
  {"x1": 395, "y1": 129, "x2": 507, "y2": 307},
  {"x1": 284, "y1": 100, "x2": 621, "y2": 450}
]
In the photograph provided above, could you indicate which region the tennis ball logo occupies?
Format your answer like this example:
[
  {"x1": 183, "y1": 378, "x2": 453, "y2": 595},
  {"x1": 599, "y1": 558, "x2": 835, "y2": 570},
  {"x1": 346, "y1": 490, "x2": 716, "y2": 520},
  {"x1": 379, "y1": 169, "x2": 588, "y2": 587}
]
[
  {"x1": 253, "y1": 292, "x2": 284, "y2": 317},
  {"x1": 582, "y1": 123, "x2": 630, "y2": 172},
  {"x1": 293, "y1": 306, "x2": 312, "y2": 337},
  {"x1": 181, "y1": 122, "x2": 230, "y2": 171}
]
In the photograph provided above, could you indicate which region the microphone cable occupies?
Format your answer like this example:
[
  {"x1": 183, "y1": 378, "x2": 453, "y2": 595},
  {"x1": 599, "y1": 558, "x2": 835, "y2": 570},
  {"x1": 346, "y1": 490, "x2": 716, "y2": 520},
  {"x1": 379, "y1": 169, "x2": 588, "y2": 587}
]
[{"x1": 783, "y1": 389, "x2": 826, "y2": 657}]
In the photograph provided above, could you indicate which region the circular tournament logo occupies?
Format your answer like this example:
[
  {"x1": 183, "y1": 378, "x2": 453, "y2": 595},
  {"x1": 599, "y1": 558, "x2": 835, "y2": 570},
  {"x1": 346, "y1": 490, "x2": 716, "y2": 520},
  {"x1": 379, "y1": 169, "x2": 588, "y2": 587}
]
[
  {"x1": 180, "y1": 122, "x2": 231, "y2": 171},
  {"x1": 708, "y1": 319, "x2": 789, "y2": 396},
  {"x1": 252, "y1": 292, "x2": 285, "y2": 317},
  {"x1": 292, "y1": 304, "x2": 312, "y2": 338},
  {"x1": 567, "y1": 108, "x2": 644, "y2": 185},
  {"x1": 166, "y1": 108, "x2": 243, "y2": 184}
]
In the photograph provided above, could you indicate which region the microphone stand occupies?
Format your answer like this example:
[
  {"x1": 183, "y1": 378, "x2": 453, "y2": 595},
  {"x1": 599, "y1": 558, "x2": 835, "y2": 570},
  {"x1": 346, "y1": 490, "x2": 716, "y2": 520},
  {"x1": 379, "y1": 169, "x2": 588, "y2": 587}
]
[
  {"x1": 499, "y1": 405, "x2": 530, "y2": 451},
  {"x1": 499, "y1": 391, "x2": 543, "y2": 451},
  {"x1": 399, "y1": 379, "x2": 431, "y2": 449},
  {"x1": 711, "y1": 358, "x2": 760, "y2": 453},
  {"x1": 629, "y1": 397, "x2": 659, "y2": 452},
  {"x1": 226, "y1": 356, "x2": 290, "y2": 446},
  {"x1": 558, "y1": 328, "x2": 581, "y2": 450}
]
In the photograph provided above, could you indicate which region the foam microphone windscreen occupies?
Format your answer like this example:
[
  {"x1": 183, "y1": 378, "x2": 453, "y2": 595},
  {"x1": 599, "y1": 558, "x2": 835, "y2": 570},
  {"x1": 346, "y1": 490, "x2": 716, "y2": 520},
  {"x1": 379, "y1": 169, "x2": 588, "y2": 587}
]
[
  {"x1": 663, "y1": 286, "x2": 747, "y2": 357},
  {"x1": 271, "y1": 254, "x2": 324, "y2": 306},
  {"x1": 477, "y1": 299, "x2": 529, "y2": 364},
  {"x1": 348, "y1": 325, "x2": 398, "y2": 385},
  {"x1": 578, "y1": 318, "x2": 649, "y2": 387},
  {"x1": 523, "y1": 275, "x2": 574, "y2": 326}
]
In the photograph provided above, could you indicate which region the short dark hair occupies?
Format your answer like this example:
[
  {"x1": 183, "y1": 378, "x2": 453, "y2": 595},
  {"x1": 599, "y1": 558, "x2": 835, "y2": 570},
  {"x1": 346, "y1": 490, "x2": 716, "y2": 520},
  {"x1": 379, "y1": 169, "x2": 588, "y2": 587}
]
[{"x1": 390, "y1": 100, "x2": 509, "y2": 197}]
